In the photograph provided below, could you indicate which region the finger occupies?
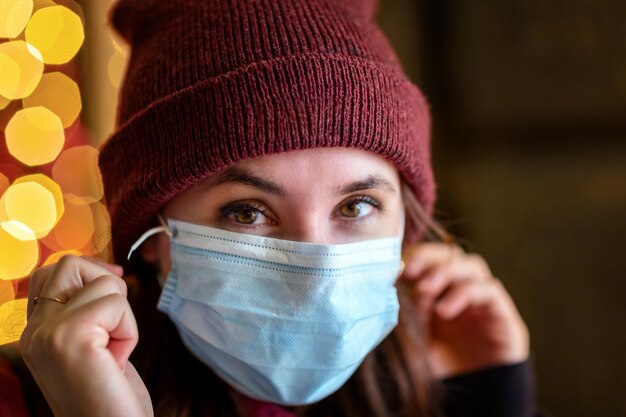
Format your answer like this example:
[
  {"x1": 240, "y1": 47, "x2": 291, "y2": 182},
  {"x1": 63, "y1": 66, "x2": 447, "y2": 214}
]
[
  {"x1": 83, "y1": 256, "x2": 124, "y2": 277},
  {"x1": 418, "y1": 254, "x2": 492, "y2": 294},
  {"x1": 401, "y1": 243, "x2": 462, "y2": 280},
  {"x1": 38, "y1": 255, "x2": 121, "y2": 306},
  {"x1": 61, "y1": 293, "x2": 138, "y2": 370},
  {"x1": 434, "y1": 280, "x2": 501, "y2": 320},
  {"x1": 27, "y1": 264, "x2": 57, "y2": 318},
  {"x1": 28, "y1": 257, "x2": 122, "y2": 313},
  {"x1": 411, "y1": 255, "x2": 492, "y2": 325},
  {"x1": 64, "y1": 275, "x2": 128, "y2": 311}
]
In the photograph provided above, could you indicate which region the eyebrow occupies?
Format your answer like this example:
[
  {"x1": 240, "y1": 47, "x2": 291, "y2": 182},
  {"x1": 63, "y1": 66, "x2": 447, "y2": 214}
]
[
  {"x1": 335, "y1": 175, "x2": 396, "y2": 195},
  {"x1": 214, "y1": 167, "x2": 287, "y2": 197},
  {"x1": 213, "y1": 168, "x2": 395, "y2": 197}
]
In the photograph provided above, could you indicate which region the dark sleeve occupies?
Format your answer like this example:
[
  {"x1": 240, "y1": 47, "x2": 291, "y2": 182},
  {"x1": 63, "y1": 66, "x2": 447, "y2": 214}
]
[
  {"x1": 438, "y1": 359, "x2": 550, "y2": 417},
  {"x1": 0, "y1": 348, "x2": 31, "y2": 417},
  {"x1": 0, "y1": 344, "x2": 53, "y2": 417}
]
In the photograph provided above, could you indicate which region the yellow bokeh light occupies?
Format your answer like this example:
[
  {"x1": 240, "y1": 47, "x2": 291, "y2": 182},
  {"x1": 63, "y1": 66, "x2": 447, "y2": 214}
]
[
  {"x1": 0, "y1": 227, "x2": 38, "y2": 280},
  {"x1": 22, "y1": 72, "x2": 82, "y2": 128},
  {"x1": 14, "y1": 173, "x2": 64, "y2": 224},
  {"x1": 0, "y1": 181, "x2": 58, "y2": 240},
  {"x1": 0, "y1": 40, "x2": 43, "y2": 100},
  {"x1": 0, "y1": 173, "x2": 8, "y2": 196},
  {"x1": 111, "y1": 32, "x2": 127, "y2": 53},
  {"x1": 0, "y1": 0, "x2": 33, "y2": 38},
  {"x1": 1, "y1": 220, "x2": 36, "y2": 241},
  {"x1": 32, "y1": 0, "x2": 55, "y2": 12},
  {"x1": 108, "y1": 33, "x2": 128, "y2": 88},
  {"x1": 55, "y1": 0, "x2": 84, "y2": 20},
  {"x1": 53, "y1": 146, "x2": 104, "y2": 204},
  {"x1": 43, "y1": 249, "x2": 82, "y2": 266},
  {"x1": 108, "y1": 48, "x2": 128, "y2": 89},
  {"x1": 25, "y1": 5, "x2": 84, "y2": 65},
  {"x1": 5, "y1": 106, "x2": 65, "y2": 166},
  {"x1": 0, "y1": 95, "x2": 10, "y2": 111},
  {"x1": 86, "y1": 201, "x2": 111, "y2": 254},
  {"x1": 0, "y1": 280, "x2": 15, "y2": 305},
  {"x1": 41, "y1": 198, "x2": 92, "y2": 252},
  {"x1": 44, "y1": 199, "x2": 112, "y2": 256},
  {"x1": 0, "y1": 298, "x2": 27, "y2": 344}
]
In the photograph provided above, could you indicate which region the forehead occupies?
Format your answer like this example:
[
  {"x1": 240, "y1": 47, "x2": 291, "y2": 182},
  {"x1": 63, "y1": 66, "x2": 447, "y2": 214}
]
[
  {"x1": 226, "y1": 147, "x2": 399, "y2": 187},
  {"x1": 166, "y1": 147, "x2": 402, "y2": 210}
]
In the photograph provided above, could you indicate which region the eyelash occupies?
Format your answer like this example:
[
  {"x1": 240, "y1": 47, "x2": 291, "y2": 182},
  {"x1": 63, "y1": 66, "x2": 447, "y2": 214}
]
[
  {"x1": 345, "y1": 195, "x2": 381, "y2": 209},
  {"x1": 218, "y1": 195, "x2": 383, "y2": 228},
  {"x1": 219, "y1": 201, "x2": 274, "y2": 227},
  {"x1": 336, "y1": 195, "x2": 382, "y2": 222}
]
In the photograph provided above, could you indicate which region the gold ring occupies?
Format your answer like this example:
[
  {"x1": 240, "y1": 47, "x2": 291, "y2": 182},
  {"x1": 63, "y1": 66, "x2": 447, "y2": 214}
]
[{"x1": 33, "y1": 296, "x2": 66, "y2": 305}]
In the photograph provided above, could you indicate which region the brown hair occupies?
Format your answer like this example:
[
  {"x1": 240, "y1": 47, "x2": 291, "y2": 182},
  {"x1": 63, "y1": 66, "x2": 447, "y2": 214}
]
[{"x1": 124, "y1": 186, "x2": 449, "y2": 417}]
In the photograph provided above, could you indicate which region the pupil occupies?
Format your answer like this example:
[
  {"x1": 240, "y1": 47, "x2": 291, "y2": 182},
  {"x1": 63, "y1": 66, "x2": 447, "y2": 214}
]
[
  {"x1": 237, "y1": 209, "x2": 256, "y2": 224},
  {"x1": 343, "y1": 202, "x2": 359, "y2": 217}
]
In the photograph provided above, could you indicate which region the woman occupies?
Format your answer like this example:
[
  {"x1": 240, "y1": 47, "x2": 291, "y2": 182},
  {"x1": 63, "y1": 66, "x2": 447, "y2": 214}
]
[{"x1": 8, "y1": 0, "x2": 541, "y2": 416}]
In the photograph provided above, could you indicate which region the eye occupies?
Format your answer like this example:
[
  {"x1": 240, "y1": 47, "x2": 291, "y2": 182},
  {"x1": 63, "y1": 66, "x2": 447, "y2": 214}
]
[
  {"x1": 220, "y1": 201, "x2": 274, "y2": 226},
  {"x1": 234, "y1": 208, "x2": 259, "y2": 224},
  {"x1": 337, "y1": 196, "x2": 380, "y2": 219}
]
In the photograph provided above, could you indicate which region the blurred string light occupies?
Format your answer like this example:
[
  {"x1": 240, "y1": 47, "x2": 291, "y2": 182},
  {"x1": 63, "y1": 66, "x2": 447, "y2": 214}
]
[
  {"x1": 53, "y1": 145, "x2": 104, "y2": 204},
  {"x1": 0, "y1": 299, "x2": 27, "y2": 345},
  {"x1": 0, "y1": 0, "x2": 113, "y2": 344},
  {"x1": 0, "y1": 95, "x2": 11, "y2": 111},
  {"x1": 0, "y1": 281, "x2": 15, "y2": 305},
  {"x1": 33, "y1": 0, "x2": 56, "y2": 11},
  {"x1": 0, "y1": 174, "x2": 64, "y2": 241},
  {"x1": 0, "y1": 0, "x2": 34, "y2": 39},
  {"x1": 0, "y1": 182, "x2": 56, "y2": 241},
  {"x1": 41, "y1": 199, "x2": 92, "y2": 252},
  {"x1": 25, "y1": 5, "x2": 84, "y2": 65},
  {"x1": 108, "y1": 33, "x2": 128, "y2": 88},
  {"x1": 44, "y1": 200, "x2": 112, "y2": 256},
  {"x1": 88, "y1": 201, "x2": 111, "y2": 253},
  {"x1": 43, "y1": 249, "x2": 82, "y2": 266},
  {"x1": 5, "y1": 106, "x2": 65, "y2": 166},
  {"x1": 0, "y1": 40, "x2": 44, "y2": 100},
  {"x1": 0, "y1": 173, "x2": 8, "y2": 195},
  {"x1": 0, "y1": 227, "x2": 39, "y2": 281},
  {"x1": 13, "y1": 173, "x2": 64, "y2": 221},
  {"x1": 23, "y1": 72, "x2": 82, "y2": 128}
]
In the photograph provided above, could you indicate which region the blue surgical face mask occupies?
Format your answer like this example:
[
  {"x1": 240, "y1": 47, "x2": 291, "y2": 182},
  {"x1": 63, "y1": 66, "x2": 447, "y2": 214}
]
[{"x1": 129, "y1": 217, "x2": 403, "y2": 406}]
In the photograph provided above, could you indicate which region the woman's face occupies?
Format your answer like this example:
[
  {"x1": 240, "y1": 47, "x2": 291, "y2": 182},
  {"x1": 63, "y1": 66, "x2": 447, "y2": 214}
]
[{"x1": 140, "y1": 147, "x2": 404, "y2": 275}]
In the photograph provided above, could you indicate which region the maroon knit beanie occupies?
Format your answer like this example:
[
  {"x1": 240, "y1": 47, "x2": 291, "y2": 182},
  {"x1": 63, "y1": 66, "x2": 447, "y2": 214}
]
[{"x1": 99, "y1": 0, "x2": 435, "y2": 265}]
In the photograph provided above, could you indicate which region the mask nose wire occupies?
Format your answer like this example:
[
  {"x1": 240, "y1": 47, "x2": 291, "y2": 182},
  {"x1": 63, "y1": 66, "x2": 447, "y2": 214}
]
[{"x1": 127, "y1": 213, "x2": 175, "y2": 260}]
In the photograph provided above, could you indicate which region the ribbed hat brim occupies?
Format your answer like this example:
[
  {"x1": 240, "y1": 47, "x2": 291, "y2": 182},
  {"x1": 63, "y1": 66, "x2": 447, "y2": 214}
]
[{"x1": 99, "y1": 53, "x2": 434, "y2": 265}]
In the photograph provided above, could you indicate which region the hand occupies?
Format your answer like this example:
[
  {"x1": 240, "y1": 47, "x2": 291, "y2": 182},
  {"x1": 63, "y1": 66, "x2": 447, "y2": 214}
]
[
  {"x1": 19, "y1": 255, "x2": 153, "y2": 417},
  {"x1": 400, "y1": 243, "x2": 529, "y2": 379}
]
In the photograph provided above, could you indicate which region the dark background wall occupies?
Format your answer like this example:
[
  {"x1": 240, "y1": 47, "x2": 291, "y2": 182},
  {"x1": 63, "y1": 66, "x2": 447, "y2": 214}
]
[{"x1": 377, "y1": 1, "x2": 626, "y2": 416}]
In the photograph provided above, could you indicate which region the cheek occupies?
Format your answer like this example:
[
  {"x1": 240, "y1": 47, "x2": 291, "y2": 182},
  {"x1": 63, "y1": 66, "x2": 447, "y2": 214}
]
[{"x1": 387, "y1": 196, "x2": 405, "y2": 233}]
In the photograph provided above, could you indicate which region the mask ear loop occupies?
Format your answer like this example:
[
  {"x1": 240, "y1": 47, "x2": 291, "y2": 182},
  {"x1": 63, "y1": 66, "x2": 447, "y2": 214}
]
[{"x1": 127, "y1": 213, "x2": 175, "y2": 260}]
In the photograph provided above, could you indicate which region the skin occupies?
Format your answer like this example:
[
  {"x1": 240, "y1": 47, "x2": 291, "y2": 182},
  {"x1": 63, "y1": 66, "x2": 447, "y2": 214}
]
[{"x1": 20, "y1": 147, "x2": 529, "y2": 417}]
